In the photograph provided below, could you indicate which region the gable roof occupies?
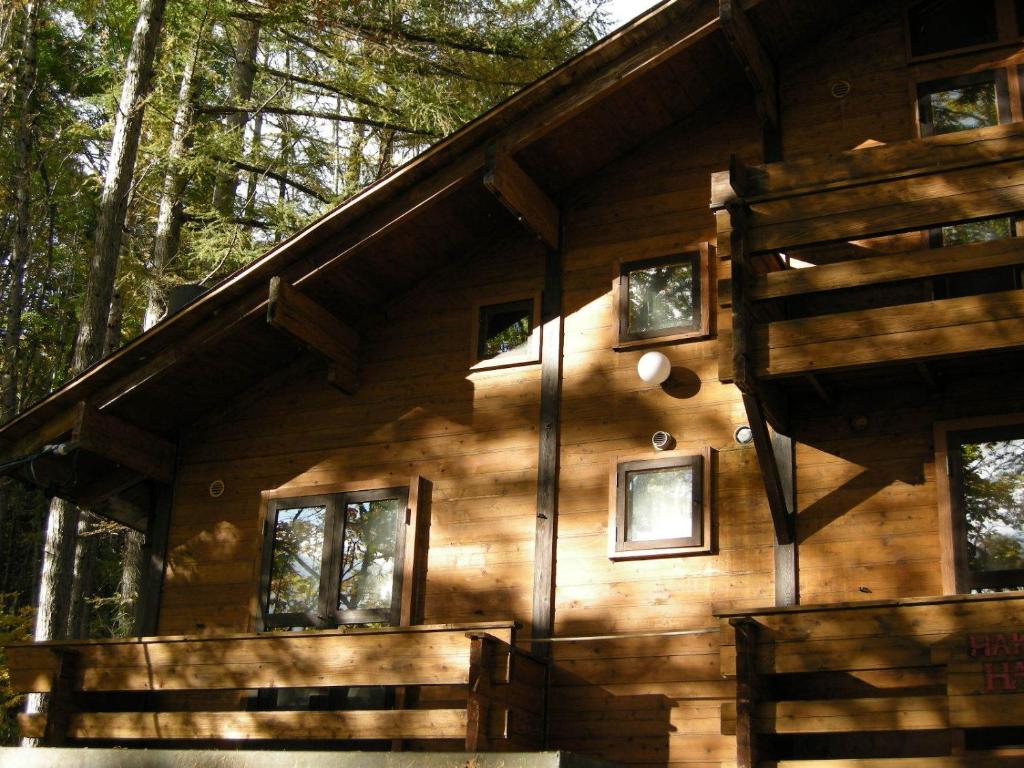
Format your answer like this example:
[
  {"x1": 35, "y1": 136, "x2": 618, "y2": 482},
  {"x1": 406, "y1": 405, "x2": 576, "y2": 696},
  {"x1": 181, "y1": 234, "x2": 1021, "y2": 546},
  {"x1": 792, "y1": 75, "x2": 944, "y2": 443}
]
[{"x1": 0, "y1": 0, "x2": 859, "y2": 456}]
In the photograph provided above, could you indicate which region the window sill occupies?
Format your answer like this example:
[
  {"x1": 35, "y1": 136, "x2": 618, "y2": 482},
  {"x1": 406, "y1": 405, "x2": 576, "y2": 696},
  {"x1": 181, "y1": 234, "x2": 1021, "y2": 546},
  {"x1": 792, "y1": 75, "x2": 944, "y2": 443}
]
[
  {"x1": 613, "y1": 329, "x2": 711, "y2": 351},
  {"x1": 608, "y1": 542, "x2": 712, "y2": 560},
  {"x1": 469, "y1": 351, "x2": 541, "y2": 371}
]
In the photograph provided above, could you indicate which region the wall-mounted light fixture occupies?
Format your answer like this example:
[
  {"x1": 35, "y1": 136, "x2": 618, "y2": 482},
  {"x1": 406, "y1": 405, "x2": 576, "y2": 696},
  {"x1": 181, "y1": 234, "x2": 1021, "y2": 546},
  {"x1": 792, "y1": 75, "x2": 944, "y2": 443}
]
[
  {"x1": 734, "y1": 425, "x2": 753, "y2": 445},
  {"x1": 637, "y1": 351, "x2": 671, "y2": 385}
]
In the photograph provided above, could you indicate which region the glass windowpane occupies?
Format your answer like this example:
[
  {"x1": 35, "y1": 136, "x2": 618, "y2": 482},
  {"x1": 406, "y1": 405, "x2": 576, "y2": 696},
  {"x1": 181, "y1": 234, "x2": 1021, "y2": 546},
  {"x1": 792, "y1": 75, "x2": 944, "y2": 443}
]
[
  {"x1": 941, "y1": 217, "x2": 1012, "y2": 246},
  {"x1": 927, "y1": 80, "x2": 998, "y2": 135},
  {"x1": 627, "y1": 259, "x2": 696, "y2": 335},
  {"x1": 267, "y1": 506, "x2": 326, "y2": 615},
  {"x1": 959, "y1": 438, "x2": 1024, "y2": 574},
  {"x1": 338, "y1": 498, "x2": 402, "y2": 612},
  {"x1": 478, "y1": 300, "x2": 532, "y2": 360},
  {"x1": 626, "y1": 466, "x2": 694, "y2": 543}
]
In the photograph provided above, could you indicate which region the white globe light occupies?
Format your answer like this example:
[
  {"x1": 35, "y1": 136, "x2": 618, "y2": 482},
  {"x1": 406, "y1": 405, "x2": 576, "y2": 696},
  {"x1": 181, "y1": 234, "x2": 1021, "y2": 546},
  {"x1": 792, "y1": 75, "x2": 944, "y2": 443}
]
[{"x1": 637, "y1": 351, "x2": 672, "y2": 385}]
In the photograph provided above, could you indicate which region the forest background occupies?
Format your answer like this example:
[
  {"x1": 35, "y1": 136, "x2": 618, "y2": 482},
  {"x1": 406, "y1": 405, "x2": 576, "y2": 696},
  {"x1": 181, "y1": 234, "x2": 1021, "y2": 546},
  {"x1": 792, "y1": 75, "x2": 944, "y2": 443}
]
[{"x1": 0, "y1": 0, "x2": 615, "y2": 741}]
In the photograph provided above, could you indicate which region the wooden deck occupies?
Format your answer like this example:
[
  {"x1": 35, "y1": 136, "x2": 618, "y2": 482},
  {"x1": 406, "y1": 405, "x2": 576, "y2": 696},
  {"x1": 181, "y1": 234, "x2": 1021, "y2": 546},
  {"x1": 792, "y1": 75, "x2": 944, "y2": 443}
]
[
  {"x1": 716, "y1": 592, "x2": 1024, "y2": 768},
  {"x1": 714, "y1": 123, "x2": 1024, "y2": 387},
  {"x1": 4, "y1": 620, "x2": 547, "y2": 750}
]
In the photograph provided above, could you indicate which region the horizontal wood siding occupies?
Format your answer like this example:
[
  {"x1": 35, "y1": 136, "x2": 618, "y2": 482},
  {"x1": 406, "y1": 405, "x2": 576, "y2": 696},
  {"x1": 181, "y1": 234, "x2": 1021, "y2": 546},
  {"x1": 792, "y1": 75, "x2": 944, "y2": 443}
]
[{"x1": 137, "y1": 2, "x2": 1024, "y2": 765}]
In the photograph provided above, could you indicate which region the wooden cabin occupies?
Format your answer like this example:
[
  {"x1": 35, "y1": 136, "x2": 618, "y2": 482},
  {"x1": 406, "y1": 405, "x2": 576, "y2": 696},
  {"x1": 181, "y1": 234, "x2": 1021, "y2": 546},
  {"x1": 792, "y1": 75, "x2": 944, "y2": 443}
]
[{"x1": 2, "y1": 0, "x2": 1024, "y2": 766}]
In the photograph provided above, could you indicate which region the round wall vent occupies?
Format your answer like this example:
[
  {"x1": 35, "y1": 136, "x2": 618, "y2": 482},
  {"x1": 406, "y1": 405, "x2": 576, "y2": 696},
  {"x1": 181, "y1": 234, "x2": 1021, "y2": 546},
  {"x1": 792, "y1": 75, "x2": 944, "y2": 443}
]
[
  {"x1": 830, "y1": 79, "x2": 852, "y2": 99},
  {"x1": 652, "y1": 431, "x2": 675, "y2": 451},
  {"x1": 209, "y1": 479, "x2": 225, "y2": 498}
]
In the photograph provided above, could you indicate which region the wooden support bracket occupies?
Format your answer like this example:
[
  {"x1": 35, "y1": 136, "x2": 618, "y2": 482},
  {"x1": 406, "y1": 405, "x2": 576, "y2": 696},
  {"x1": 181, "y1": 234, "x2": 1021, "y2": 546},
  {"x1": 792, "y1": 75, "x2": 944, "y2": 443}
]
[
  {"x1": 743, "y1": 393, "x2": 794, "y2": 546},
  {"x1": 267, "y1": 276, "x2": 359, "y2": 394},
  {"x1": 483, "y1": 147, "x2": 560, "y2": 250},
  {"x1": 719, "y1": 0, "x2": 778, "y2": 129},
  {"x1": 72, "y1": 403, "x2": 176, "y2": 484}
]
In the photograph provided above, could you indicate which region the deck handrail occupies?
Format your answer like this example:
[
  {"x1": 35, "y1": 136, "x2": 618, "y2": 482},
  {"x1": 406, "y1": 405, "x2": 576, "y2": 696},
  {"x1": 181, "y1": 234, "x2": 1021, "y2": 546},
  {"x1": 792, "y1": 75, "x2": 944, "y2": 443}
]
[
  {"x1": 716, "y1": 593, "x2": 1024, "y2": 768},
  {"x1": 4, "y1": 620, "x2": 547, "y2": 751}
]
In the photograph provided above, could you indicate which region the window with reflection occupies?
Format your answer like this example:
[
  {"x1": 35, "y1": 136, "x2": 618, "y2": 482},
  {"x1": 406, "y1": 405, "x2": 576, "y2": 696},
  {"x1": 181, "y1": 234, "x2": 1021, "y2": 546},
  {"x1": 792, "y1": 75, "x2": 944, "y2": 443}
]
[
  {"x1": 617, "y1": 249, "x2": 708, "y2": 343},
  {"x1": 260, "y1": 487, "x2": 408, "y2": 629},
  {"x1": 476, "y1": 298, "x2": 536, "y2": 363},
  {"x1": 917, "y1": 71, "x2": 1009, "y2": 137},
  {"x1": 948, "y1": 425, "x2": 1024, "y2": 591},
  {"x1": 610, "y1": 455, "x2": 709, "y2": 559}
]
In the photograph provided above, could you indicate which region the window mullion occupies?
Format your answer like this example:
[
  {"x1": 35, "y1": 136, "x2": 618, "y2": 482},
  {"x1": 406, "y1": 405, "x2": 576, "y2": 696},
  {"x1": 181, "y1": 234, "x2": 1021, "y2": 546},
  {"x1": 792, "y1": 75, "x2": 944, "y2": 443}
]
[{"x1": 319, "y1": 494, "x2": 344, "y2": 628}]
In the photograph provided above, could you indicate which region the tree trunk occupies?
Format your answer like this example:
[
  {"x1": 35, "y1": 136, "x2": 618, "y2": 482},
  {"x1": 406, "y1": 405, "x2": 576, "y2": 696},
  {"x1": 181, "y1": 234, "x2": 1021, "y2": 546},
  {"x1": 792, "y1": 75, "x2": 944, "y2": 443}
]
[
  {"x1": 67, "y1": 513, "x2": 97, "y2": 639},
  {"x1": 27, "y1": 0, "x2": 167, "y2": 742},
  {"x1": 211, "y1": 17, "x2": 260, "y2": 218},
  {"x1": 104, "y1": 289, "x2": 124, "y2": 355},
  {"x1": 2, "y1": 0, "x2": 39, "y2": 423},
  {"x1": 22, "y1": 497, "x2": 79, "y2": 742},
  {"x1": 119, "y1": 528, "x2": 145, "y2": 635},
  {"x1": 73, "y1": 0, "x2": 167, "y2": 372},
  {"x1": 145, "y1": 25, "x2": 204, "y2": 330}
]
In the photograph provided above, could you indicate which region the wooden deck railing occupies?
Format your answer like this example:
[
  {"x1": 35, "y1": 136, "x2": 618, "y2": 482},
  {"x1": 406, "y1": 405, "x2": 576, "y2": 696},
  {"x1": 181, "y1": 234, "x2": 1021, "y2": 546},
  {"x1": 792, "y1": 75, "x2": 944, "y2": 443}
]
[
  {"x1": 715, "y1": 593, "x2": 1024, "y2": 768},
  {"x1": 712, "y1": 122, "x2": 1024, "y2": 385},
  {"x1": 4, "y1": 620, "x2": 548, "y2": 749}
]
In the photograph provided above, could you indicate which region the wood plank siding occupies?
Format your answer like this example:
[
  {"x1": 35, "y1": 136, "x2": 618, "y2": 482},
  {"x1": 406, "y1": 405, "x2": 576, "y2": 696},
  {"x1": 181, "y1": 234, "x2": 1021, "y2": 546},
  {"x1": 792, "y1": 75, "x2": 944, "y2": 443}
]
[
  {"x1": 152, "y1": 2, "x2": 1024, "y2": 764},
  {"x1": 6, "y1": 1, "x2": 1024, "y2": 766}
]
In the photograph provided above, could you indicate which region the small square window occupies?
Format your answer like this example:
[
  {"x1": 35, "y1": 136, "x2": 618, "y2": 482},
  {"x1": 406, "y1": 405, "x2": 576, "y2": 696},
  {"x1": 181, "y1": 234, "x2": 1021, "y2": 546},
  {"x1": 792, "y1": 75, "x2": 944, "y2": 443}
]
[
  {"x1": 471, "y1": 295, "x2": 540, "y2": 369},
  {"x1": 609, "y1": 454, "x2": 711, "y2": 560},
  {"x1": 616, "y1": 247, "x2": 710, "y2": 347},
  {"x1": 917, "y1": 71, "x2": 1009, "y2": 137},
  {"x1": 908, "y1": 0, "x2": 998, "y2": 58}
]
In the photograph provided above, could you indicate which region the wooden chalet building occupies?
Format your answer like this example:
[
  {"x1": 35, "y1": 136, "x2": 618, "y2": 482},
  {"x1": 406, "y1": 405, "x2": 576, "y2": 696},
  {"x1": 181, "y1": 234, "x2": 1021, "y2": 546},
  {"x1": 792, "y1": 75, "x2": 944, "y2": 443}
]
[{"x1": 3, "y1": 0, "x2": 1024, "y2": 765}]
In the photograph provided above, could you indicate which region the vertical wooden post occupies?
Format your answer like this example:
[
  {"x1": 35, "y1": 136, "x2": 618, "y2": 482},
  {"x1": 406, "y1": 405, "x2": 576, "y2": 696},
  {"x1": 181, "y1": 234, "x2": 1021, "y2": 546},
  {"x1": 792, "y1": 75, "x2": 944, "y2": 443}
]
[
  {"x1": 136, "y1": 481, "x2": 173, "y2": 635},
  {"x1": 41, "y1": 649, "x2": 78, "y2": 746},
  {"x1": 466, "y1": 632, "x2": 498, "y2": 751},
  {"x1": 731, "y1": 618, "x2": 760, "y2": 768},
  {"x1": 532, "y1": 245, "x2": 563, "y2": 658}
]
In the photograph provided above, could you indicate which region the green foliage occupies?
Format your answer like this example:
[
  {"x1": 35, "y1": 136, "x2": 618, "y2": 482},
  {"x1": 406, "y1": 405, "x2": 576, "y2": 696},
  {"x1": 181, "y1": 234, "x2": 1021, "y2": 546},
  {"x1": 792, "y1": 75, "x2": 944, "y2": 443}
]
[
  {"x1": 960, "y1": 438, "x2": 1024, "y2": 574},
  {"x1": 0, "y1": 593, "x2": 34, "y2": 745}
]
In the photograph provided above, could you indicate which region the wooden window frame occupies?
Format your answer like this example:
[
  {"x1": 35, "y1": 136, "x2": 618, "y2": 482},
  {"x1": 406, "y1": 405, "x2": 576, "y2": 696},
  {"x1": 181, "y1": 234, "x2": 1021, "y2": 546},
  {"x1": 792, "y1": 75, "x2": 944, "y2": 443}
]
[
  {"x1": 613, "y1": 244, "x2": 712, "y2": 349},
  {"x1": 608, "y1": 451, "x2": 712, "y2": 560},
  {"x1": 470, "y1": 292, "x2": 542, "y2": 370},
  {"x1": 904, "y1": 0, "x2": 1021, "y2": 64},
  {"x1": 259, "y1": 485, "x2": 410, "y2": 630},
  {"x1": 916, "y1": 68, "x2": 1012, "y2": 138},
  {"x1": 935, "y1": 415, "x2": 1024, "y2": 594}
]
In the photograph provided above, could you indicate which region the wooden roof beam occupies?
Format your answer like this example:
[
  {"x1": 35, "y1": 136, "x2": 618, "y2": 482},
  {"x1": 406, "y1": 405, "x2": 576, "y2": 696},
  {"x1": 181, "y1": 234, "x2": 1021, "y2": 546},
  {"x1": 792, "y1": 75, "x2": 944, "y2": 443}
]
[
  {"x1": 267, "y1": 277, "x2": 359, "y2": 395},
  {"x1": 72, "y1": 403, "x2": 176, "y2": 484},
  {"x1": 483, "y1": 148, "x2": 560, "y2": 250},
  {"x1": 719, "y1": 0, "x2": 778, "y2": 129}
]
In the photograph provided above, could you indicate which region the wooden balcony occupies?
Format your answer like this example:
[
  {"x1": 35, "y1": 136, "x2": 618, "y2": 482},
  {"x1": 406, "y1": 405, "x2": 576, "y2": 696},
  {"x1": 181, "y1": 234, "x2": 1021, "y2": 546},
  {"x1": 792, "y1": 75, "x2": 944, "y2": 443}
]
[
  {"x1": 3, "y1": 620, "x2": 547, "y2": 750},
  {"x1": 713, "y1": 123, "x2": 1024, "y2": 401},
  {"x1": 716, "y1": 592, "x2": 1024, "y2": 768}
]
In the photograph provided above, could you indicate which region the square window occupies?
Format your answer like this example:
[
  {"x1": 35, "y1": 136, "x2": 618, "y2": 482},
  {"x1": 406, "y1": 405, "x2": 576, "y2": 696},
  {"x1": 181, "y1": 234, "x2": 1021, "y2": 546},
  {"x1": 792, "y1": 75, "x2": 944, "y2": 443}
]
[
  {"x1": 261, "y1": 487, "x2": 409, "y2": 629},
  {"x1": 616, "y1": 247, "x2": 710, "y2": 346},
  {"x1": 471, "y1": 295, "x2": 541, "y2": 369},
  {"x1": 908, "y1": 0, "x2": 997, "y2": 58},
  {"x1": 917, "y1": 71, "x2": 1009, "y2": 137},
  {"x1": 610, "y1": 454, "x2": 710, "y2": 559}
]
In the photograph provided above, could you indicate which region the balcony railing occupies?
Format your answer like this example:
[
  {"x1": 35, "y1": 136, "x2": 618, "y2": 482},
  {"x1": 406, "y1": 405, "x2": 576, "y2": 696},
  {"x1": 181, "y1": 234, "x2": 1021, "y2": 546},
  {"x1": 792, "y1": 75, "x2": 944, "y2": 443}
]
[
  {"x1": 716, "y1": 592, "x2": 1024, "y2": 768},
  {"x1": 4, "y1": 620, "x2": 547, "y2": 750},
  {"x1": 713, "y1": 122, "x2": 1024, "y2": 389}
]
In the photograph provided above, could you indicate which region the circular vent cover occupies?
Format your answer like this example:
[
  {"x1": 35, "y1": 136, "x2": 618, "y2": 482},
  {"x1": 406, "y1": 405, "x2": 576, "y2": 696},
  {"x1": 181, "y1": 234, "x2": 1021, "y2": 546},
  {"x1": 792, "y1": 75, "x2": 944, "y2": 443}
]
[
  {"x1": 209, "y1": 479, "x2": 225, "y2": 498},
  {"x1": 830, "y1": 79, "x2": 852, "y2": 99}
]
